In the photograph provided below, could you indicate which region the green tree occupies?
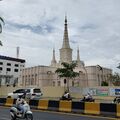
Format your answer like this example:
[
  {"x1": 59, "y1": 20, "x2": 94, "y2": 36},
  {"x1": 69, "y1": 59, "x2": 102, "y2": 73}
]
[
  {"x1": 0, "y1": 17, "x2": 5, "y2": 46},
  {"x1": 109, "y1": 73, "x2": 120, "y2": 86},
  {"x1": 101, "y1": 81, "x2": 108, "y2": 86},
  {"x1": 55, "y1": 61, "x2": 79, "y2": 91}
]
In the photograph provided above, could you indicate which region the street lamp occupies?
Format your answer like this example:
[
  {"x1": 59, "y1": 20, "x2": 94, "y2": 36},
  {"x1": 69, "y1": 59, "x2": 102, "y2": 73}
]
[{"x1": 96, "y1": 65, "x2": 103, "y2": 86}]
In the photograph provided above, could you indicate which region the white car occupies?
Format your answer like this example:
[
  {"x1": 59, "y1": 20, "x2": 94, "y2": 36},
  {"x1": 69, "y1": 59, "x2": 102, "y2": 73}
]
[{"x1": 7, "y1": 88, "x2": 43, "y2": 99}]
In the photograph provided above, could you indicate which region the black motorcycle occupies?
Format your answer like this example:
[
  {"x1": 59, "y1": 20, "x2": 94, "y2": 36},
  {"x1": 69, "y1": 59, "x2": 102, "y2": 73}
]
[
  {"x1": 60, "y1": 94, "x2": 72, "y2": 101},
  {"x1": 113, "y1": 97, "x2": 120, "y2": 104},
  {"x1": 80, "y1": 96, "x2": 95, "y2": 102}
]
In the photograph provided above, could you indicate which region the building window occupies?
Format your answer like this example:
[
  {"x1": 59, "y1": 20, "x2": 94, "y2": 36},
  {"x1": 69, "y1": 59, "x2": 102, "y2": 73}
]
[
  {"x1": 15, "y1": 64, "x2": 19, "y2": 67},
  {"x1": 7, "y1": 63, "x2": 11, "y2": 66},
  {"x1": 7, "y1": 68, "x2": 11, "y2": 71},
  {"x1": 53, "y1": 81, "x2": 55, "y2": 86},
  {"x1": 72, "y1": 81, "x2": 74, "y2": 86},
  {"x1": 0, "y1": 67, "x2": 2, "y2": 71},
  {"x1": 58, "y1": 81, "x2": 61, "y2": 86},
  {"x1": 0, "y1": 62, "x2": 3, "y2": 65},
  {"x1": 20, "y1": 65, "x2": 24, "y2": 67},
  {"x1": 14, "y1": 69, "x2": 18, "y2": 72}
]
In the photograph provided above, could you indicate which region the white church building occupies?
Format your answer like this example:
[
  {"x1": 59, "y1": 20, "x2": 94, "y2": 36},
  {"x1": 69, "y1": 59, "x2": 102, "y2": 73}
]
[{"x1": 20, "y1": 17, "x2": 112, "y2": 88}]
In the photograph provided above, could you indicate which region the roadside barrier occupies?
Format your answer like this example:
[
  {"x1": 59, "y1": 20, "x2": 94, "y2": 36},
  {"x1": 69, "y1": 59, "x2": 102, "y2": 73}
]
[
  {"x1": 0, "y1": 98, "x2": 120, "y2": 118},
  {"x1": 0, "y1": 98, "x2": 6, "y2": 106},
  {"x1": 5, "y1": 98, "x2": 14, "y2": 107}
]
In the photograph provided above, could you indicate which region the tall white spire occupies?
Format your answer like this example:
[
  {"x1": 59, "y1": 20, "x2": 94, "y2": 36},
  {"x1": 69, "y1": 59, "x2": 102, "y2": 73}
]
[
  {"x1": 76, "y1": 47, "x2": 81, "y2": 67},
  {"x1": 77, "y1": 47, "x2": 80, "y2": 62},
  {"x1": 51, "y1": 48, "x2": 57, "y2": 67},
  {"x1": 59, "y1": 16, "x2": 72, "y2": 63},
  {"x1": 62, "y1": 15, "x2": 70, "y2": 48}
]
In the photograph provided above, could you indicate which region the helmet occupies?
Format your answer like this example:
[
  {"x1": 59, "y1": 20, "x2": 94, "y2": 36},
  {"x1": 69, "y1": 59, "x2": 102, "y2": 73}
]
[{"x1": 18, "y1": 94, "x2": 23, "y2": 98}]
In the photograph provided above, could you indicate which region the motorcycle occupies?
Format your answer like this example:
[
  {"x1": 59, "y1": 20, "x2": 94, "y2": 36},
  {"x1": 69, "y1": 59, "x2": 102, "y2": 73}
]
[
  {"x1": 10, "y1": 102, "x2": 33, "y2": 120},
  {"x1": 60, "y1": 94, "x2": 72, "y2": 101},
  {"x1": 80, "y1": 96, "x2": 95, "y2": 102},
  {"x1": 113, "y1": 97, "x2": 120, "y2": 104}
]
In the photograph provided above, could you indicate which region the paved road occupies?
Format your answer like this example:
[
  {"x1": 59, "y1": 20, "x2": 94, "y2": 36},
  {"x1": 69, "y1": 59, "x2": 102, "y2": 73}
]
[{"x1": 0, "y1": 106, "x2": 116, "y2": 120}]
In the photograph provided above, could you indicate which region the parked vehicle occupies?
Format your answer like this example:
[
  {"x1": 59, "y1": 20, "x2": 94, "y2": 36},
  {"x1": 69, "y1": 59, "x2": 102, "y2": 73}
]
[
  {"x1": 7, "y1": 88, "x2": 43, "y2": 99},
  {"x1": 10, "y1": 101, "x2": 33, "y2": 120}
]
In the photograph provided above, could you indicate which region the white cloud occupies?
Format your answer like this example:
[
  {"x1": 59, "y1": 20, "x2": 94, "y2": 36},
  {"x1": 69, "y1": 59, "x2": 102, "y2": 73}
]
[{"x1": 0, "y1": 0, "x2": 120, "y2": 72}]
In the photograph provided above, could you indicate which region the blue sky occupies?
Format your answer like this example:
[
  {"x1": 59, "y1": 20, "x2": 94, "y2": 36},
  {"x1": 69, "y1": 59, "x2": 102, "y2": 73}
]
[{"x1": 0, "y1": 0, "x2": 120, "y2": 72}]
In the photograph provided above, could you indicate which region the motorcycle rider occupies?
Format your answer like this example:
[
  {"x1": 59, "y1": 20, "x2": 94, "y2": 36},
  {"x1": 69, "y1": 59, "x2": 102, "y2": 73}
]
[
  {"x1": 113, "y1": 96, "x2": 120, "y2": 103},
  {"x1": 16, "y1": 92, "x2": 26, "y2": 115},
  {"x1": 62, "y1": 91, "x2": 71, "y2": 99},
  {"x1": 84, "y1": 92, "x2": 92, "y2": 100}
]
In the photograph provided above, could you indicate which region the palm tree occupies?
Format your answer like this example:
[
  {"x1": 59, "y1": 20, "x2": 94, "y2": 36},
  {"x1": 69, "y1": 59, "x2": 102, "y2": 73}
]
[
  {"x1": 55, "y1": 61, "x2": 79, "y2": 91},
  {"x1": 0, "y1": 17, "x2": 5, "y2": 46}
]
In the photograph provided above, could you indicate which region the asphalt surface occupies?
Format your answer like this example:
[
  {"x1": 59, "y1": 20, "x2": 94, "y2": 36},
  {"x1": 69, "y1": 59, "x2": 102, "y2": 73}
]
[{"x1": 0, "y1": 106, "x2": 116, "y2": 120}]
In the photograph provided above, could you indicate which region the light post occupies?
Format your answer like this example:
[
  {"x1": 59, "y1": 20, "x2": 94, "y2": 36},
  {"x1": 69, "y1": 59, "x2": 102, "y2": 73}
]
[{"x1": 97, "y1": 65, "x2": 103, "y2": 86}]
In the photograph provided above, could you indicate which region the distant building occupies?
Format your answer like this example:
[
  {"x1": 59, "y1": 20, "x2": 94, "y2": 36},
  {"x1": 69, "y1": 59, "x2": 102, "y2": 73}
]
[
  {"x1": 20, "y1": 17, "x2": 112, "y2": 87},
  {"x1": 0, "y1": 55, "x2": 25, "y2": 86},
  {"x1": 85, "y1": 66, "x2": 112, "y2": 86}
]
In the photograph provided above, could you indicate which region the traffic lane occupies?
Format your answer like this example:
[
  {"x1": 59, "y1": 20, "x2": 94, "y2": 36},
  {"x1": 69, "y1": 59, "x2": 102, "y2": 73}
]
[
  {"x1": 0, "y1": 106, "x2": 9, "y2": 120},
  {"x1": 0, "y1": 106, "x2": 116, "y2": 120},
  {"x1": 33, "y1": 110, "x2": 115, "y2": 120}
]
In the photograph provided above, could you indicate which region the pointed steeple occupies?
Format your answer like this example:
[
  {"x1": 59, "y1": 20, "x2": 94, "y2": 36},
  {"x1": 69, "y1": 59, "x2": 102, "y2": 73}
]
[
  {"x1": 77, "y1": 47, "x2": 80, "y2": 62},
  {"x1": 51, "y1": 48, "x2": 57, "y2": 66},
  {"x1": 76, "y1": 47, "x2": 84, "y2": 67},
  {"x1": 62, "y1": 15, "x2": 70, "y2": 48},
  {"x1": 59, "y1": 16, "x2": 72, "y2": 63}
]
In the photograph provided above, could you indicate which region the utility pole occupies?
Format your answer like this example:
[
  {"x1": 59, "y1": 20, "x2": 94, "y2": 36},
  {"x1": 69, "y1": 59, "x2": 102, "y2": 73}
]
[{"x1": 97, "y1": 65, "x2": 103, "y2": 86}]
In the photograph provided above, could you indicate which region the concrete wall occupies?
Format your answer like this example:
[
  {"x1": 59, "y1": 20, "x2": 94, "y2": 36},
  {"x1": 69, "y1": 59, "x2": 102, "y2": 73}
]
[
  {"x1": 0, "y1": 86, "x2": 65, "y2": 98},
  {"x1": 0, "y1": 86, "x2": 119, "y2": 99}
]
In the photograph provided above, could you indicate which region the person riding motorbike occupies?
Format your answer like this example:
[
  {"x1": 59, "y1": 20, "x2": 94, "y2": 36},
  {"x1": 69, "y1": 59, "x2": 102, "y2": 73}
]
[
  {"x1": 10, "y1": 92, "x2": 33, "y2": 120},
  {"x1": 61, "y1": 91, "x2": 71, "y2": 100},
  {"x1": 80, "y1": 92, "x2": 95, "y2": 102},
  {"x1": 16, "y1": 92, "x2": 26, "y2": 115},
  {"x1": 84, "y1": 93, "x2": 92, "y2": 100},
  {"x1": 113, "y1": 96, "x2": 120, "y2": 103},
  {"x1": 63, "y1": 91, "x2": 70, "y2": 99}
]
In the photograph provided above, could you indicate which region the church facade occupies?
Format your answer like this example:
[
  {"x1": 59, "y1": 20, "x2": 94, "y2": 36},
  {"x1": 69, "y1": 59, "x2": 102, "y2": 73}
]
[{"x1": 19, "y1": 17, "x2": 112, "y2": 87}]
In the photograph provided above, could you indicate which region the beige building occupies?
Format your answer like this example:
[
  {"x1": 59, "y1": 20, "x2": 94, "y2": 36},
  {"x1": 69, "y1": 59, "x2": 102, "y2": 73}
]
[{"x1": 20, "y1": 17, "x2": 112, "y2": 87}]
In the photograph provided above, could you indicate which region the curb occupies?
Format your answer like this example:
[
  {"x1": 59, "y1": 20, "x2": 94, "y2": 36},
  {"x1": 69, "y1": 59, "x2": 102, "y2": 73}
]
[{"x1": 0, "y1": 98, "x2": 119, "y2": 118}]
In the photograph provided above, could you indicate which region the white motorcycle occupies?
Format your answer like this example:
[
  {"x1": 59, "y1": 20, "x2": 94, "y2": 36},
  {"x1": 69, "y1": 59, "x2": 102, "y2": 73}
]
[{"x1": 10, "y1": 102, "x2": 33, "y2": 120}]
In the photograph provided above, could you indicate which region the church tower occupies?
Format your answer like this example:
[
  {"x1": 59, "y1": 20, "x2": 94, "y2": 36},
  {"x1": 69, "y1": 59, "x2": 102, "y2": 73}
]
[
  {"x1": 59, "y1": 16, "x2": 72, "y2": 63},
  {"x1": 77, "y1": 47, "x2": 80, "y2": 66},
  {"x1": 51, "y1": 48, "x2": 57, "y2": 67}
]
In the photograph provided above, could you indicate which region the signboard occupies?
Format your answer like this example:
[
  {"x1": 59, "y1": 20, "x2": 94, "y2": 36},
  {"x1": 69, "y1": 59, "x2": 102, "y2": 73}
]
[
  {"x1": 96, "y1": 88, "x2": 109, "y2": 96},
  {"x1": 110, "y1": 88, "x2": 120, "y2": 96},
  {"x1": 115, "y1": 89, "x2": 120, "y2": 95},
  {"x1": 89, "y1": 88, "x2": 96, "y2": 95}
]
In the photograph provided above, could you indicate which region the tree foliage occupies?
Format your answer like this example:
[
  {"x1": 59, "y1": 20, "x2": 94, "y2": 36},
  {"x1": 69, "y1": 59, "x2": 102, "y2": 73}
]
[
  {"x1": 109, "y1": 73, "x2": 120, "y2": 86},
  {"x1": 101, "y1": 81, "x2": 108, "y2": 86},
  {"x1": 55, "y1": 61, "x2": 79, "y2": 79},
  {"x1": 55, "y1": 61, "x2": 79, "y2": 90}
]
